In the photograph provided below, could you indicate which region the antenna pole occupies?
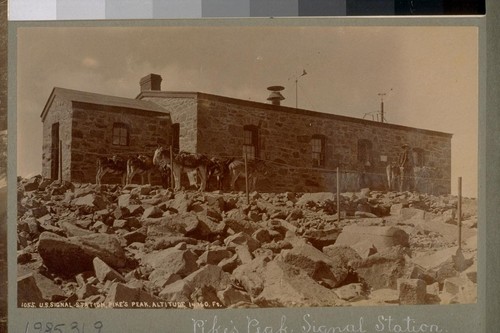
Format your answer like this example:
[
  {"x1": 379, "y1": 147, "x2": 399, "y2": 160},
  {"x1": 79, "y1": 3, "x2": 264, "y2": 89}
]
[
  {"x1": 378, "y1": 89, "x2": 392, "y2": 123},
  {"x1": 295, "y1": 70, "x2": 307, "y2": 109},
  {"x1": 378, "y1": 92, "x2": 387, "y2": 123},
  {"x1": 295, "y1": 79, "x2": 298, "y2": 108},
  {"x1": 381, "y1": 99, "x2": 384, "y2": 123}
]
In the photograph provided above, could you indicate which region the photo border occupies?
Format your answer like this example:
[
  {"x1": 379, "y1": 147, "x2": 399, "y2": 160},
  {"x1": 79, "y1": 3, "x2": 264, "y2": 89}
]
[{"x1": 7, "y1": 13, "x2": 492, "y2": 332}]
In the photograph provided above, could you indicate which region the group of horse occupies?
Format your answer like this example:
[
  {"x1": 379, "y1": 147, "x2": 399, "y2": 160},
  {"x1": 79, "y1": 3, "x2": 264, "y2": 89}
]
[{"x1": 95, "y1": 146, "x2": 266, "y2": 192}]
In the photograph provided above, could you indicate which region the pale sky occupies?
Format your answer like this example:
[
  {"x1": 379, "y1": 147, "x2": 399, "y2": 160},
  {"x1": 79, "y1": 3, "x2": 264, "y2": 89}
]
[{"x1": 16, "y1": 25, "x2": 478, "y2": 197}]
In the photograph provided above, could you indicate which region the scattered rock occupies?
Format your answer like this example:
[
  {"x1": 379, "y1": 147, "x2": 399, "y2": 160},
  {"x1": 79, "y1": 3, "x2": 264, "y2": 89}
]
[
  {"x1": 335, "y1": 226, "x2": 409, "y2": 250},
  {"x1": 254, "y1": 260, "x2": 341, "y2": 307},
  {"x1": 279, "y1": 242, "x2": 349, "y2": 288},
  {"x1": 18, "y1": 273, "x2": 44, "y2": 305},
  {"x1": 333, "y1": 283, "x2": 366, "y2": 301},
  {"x1": 16, "y1": 178, "x2": 477, "y2": 308},
  {"x1": 350, "y1": 246, "x2": 408, "y2": 290},
  {"x1": 397, "y1": 278, "x2": 426, "y2": 305},
  {"x1": 142, "y1": 248, "x2": 199, "y2": 278},
  {"x1": 105, "y1": 282, "x2": 160, "y2": 305},
  {"x1": 38, "y1": 232, "x2": 127, "y2": 276},
  {"x1": 93, "y1": 257, "x2": 125, "y2": 283}
]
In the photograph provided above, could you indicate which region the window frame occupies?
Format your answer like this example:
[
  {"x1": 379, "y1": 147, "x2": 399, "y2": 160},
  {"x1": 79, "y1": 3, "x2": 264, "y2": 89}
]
[
  {"x1": 357, "y1": 139, "x2": 373, "y2": 167},
  {"x1": 311, "y1": 134, "x2": 326, "y2": 167},
  {"x1": 112, "y1": 122, "x2": 129, "y2": 147},
  {"x1": 243, "y1": 125, "x2": 259, "y2": 159}
]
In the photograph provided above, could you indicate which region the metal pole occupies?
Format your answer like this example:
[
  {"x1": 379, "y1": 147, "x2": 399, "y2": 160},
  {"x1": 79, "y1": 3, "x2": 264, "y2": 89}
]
[
  {"x1": 337, "y1": 167, "x2": 341, "y2": 223},
  {"x1": 170, "y1": 145, "x2": 174, "y2": 190},
  {"x1": 458, "y1": 177, "x2": 462, "y2": 250},
  {"x1": 244, "y1": 152, "x2": 249, "y2": 204},
  {"x1": 380, "y1": 100, "x2": 384, "y2": 123},
  {"x1": 295, "y1": 79, "x2": 298, "y2": 108}
]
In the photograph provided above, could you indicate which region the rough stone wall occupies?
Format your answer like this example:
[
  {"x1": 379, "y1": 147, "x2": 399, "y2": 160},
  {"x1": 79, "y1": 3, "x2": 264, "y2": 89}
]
[
  {"x1": 70, "y1": 104, "x2": 170, "y2": 184},
  {"x1": 196, "y1": 96, "x2": 452, "y2": 193},
  {"x1": 41, "y1": 96, "x2": 73, "y2": 181},
  {"x1": 140, "y1": 96, "x2": 198, "y2": 152}
]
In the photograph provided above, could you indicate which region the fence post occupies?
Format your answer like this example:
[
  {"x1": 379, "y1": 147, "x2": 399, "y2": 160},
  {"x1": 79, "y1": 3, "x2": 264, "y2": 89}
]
[
  {"x1": 337, "y1": 167, "x2": 341, "y2": 223},
  {"x1": 170, "y1": 145, "x2": 174, "y2": 190},
  {"x1": 244, "y1": 152, "x2": 249, "y2": 205},
  {"x1": 458, "y1": 177, "x2": 462, "y2": 250}
]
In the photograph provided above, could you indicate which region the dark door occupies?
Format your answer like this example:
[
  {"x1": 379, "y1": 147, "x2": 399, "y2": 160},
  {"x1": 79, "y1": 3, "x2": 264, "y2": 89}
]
[
  {"x1": 172, "y1": 123, "x2": 180, "y2": 154},
  {"x1": 51, "y1": 123, "x2": 60, "y2": 180}
]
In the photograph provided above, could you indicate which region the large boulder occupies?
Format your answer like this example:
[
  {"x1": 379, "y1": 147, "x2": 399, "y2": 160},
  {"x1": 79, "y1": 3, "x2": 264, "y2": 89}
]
[
  {"x1": 93, "y1": 257, "x2": 125, "y2": 283},
  {"x1": 295, "y1": 193, "x2": 336, "y2": 207},
  {"x1": 322, "y1": 245, "x2": 362, "y2": 266},
  {"x1": 159, "y1": 265, "x2": 231, "y2": 303},
  {"x1": 217, "y1": 286, "x2": 252, "y2": 307},
  {"x1": 72, "y1": 193, "x2": 108, "y2": 210},
  {"x1": 18, "y1": 273, "x2": 44, "y2": 305},
  {"x1": 143, "y1": 215, "x2": 197, "y2": 250},
  {"x1": 184, "y1": 264, "x2": 231, "y2": 292},
  {"x1": 254, "y1": 260, "x2": 341, "y2": 307},
  {"x1": 224, "y1": 232, "x2": 261, "y2": 252},
  {"x1": 60, "y1": 221, "x2": 93, "y2": 237},
  {"x1": 335, "y1": 226, "x2": 409, "y2": 251},
  {"x1": 279, "y1": 242, "x2": 350, "y2": 288},
  {"x1": 397, "y1": 278, "x2": 427, "y2": 305},
  {"x1": 350, "y1": 246, "x2": 408, "y2": 290},
  {"x1": 410, "y1": 247, "x2": 473, "y2": 283},
  {"x1": 104, "y1": 282, "x2": 160, "y2": 306},
  {"x1": 302, "y1": 227, "x2": 341, "y2": 250},
  {"x1": 232, "y1": 256, "x2": 273, "y2": 297},
  {"x1": 333, "y1": 283, "x2": 366, "y2": 301},
  {"x1": 17, "y1": 270, "x2": 66, "y2": 304},
  {"x1": 38, "y1": 232, "x2": 126, "y2": 276},
  {"x1": 197, "y1": 248, "x2": 233, "y2": 266},
  {"x1": 142, "y1": 247, "x2": 199, "y2": 278}
]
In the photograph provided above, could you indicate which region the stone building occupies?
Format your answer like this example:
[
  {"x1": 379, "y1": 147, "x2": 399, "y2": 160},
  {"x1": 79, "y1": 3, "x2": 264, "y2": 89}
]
[
  {"x1": 40, "y1": 86, "x2": 171, "y2": 184},
  {"x1": 41, "y1": 73, "x2": 452, "y2": 193}
]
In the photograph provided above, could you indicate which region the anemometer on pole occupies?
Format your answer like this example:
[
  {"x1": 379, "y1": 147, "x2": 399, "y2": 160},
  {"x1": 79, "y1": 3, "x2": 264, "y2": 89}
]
[
  {"x1": 377, "y1": 88, "x2": 393, "y2": 123},
  {"x1": 295, "y1": 69, "x2": 307, "y2": 108}
]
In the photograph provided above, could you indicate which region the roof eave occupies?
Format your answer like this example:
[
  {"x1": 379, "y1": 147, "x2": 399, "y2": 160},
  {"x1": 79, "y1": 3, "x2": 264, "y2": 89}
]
[{"x1": 40, "y1": 87, "x2": 58, "y2": 122}]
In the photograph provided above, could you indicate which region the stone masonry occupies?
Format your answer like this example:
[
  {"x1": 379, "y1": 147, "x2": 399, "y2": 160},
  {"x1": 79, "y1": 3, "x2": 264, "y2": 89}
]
[
  {"x1": 139, "y1": 89, "x2": 452, "y2": 193},
  {"x1": 41, "y1": 95, "x2": 74, "y2": 181},
  {"x1": 41, "y1": 87, "x2": 171, "y2": 185},
  {"x1": 70, "y1": 104, "x2": 170, "y2": 184}
]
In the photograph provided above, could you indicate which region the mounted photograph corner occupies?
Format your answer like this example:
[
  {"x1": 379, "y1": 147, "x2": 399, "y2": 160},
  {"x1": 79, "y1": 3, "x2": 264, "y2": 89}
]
[{"x1": 15, "y1": 25, "x2": 478, "y2": 309}]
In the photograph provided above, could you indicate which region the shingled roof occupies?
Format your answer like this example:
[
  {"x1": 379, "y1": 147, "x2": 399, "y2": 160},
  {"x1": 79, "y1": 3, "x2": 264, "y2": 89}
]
[{"x1": 41, "y1": 87, "x2": 170, "y2": 121}]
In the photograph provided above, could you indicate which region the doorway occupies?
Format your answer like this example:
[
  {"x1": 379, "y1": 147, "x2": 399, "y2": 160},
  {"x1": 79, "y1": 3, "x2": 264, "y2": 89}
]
[{"x1": 51, "y1": 123, "x2": 60, "y2": 180}]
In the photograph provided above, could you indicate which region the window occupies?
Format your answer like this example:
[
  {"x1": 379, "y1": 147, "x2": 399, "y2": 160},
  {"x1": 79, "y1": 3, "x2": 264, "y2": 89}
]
[
  {"x1": 357, "y1": 139, "x2": 373, "y2": 167},
  {"x1": 311, "y1": 135, "x2": 326, "y2": 167},
  {"x1": 243, "y1": 125, "x2": 258, "y2": 159},
  {"x1": 112, "y1": 123, "x2": 129, "y2": 146}
]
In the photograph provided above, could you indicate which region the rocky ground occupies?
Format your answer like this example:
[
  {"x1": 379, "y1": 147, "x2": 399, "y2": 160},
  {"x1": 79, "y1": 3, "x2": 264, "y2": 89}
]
[{"x1": 16, "y1": 176, "x2": 477, "y2": 309}]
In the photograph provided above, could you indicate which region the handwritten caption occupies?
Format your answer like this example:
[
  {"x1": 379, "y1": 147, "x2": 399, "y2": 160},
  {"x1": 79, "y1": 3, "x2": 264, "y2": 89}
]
[
  {"x1": 24, "y1": 321, "x2": 103, "y2": 333},
  {"x1": 192, "y1": 314, "x2": 447, "y2": 333}
]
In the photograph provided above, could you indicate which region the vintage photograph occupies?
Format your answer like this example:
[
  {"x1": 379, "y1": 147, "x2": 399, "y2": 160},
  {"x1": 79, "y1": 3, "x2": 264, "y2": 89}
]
[{"x1": 16, "y1": 25, "x2": 478, "y2": 309}]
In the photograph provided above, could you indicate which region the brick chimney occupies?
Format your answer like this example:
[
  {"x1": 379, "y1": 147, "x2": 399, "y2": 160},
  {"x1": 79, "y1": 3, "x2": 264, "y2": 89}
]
[{"x1": 140, "y1": 74, "x2": 162, "y2": 92}]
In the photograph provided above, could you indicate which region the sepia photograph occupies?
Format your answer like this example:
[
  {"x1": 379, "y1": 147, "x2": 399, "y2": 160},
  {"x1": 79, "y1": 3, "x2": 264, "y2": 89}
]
[{"x1": 15, "y1": 24, "x2": 478, "y2": 310}]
